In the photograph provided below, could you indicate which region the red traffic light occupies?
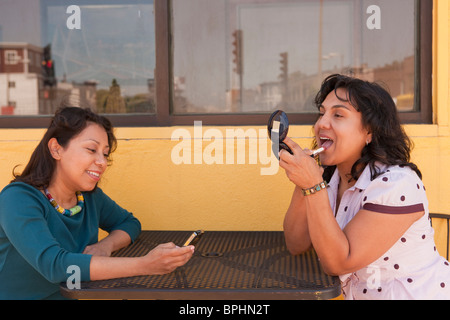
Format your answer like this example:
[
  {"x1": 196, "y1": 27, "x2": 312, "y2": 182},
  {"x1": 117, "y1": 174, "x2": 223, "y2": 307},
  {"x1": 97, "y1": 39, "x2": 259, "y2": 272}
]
[{"x1": 42, "y1": 60, "x2": 53, "y2": 68}]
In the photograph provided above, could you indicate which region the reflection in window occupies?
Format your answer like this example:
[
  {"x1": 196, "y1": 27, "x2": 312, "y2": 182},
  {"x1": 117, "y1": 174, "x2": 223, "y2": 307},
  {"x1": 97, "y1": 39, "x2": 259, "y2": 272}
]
[
  {"x1": 5, "y1": 50, "x2": 20, "y2": 65},
  {"x1": 172, "y1": 0, "x2": 417, "y2": 114},
  {"x1": 0, "y1": 0, "x2": 155, "y2": 116}
]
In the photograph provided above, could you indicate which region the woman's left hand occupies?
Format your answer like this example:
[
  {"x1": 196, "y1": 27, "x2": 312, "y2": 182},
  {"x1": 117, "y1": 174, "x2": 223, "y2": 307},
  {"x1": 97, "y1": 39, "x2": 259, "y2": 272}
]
[
  {"x1": 83, "y1": 230, "x2": 132, "y2": 257},
  {"x1": 83, "y1": 241, "x2": 113, "y2": 257},
  {"x1": 279, "y1": 137, "x2": 324, "y2": 189}
]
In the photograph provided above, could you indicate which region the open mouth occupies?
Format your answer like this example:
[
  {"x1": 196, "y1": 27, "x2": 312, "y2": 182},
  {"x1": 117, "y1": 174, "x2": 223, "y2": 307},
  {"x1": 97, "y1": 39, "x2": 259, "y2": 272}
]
[
  {"x1": 87, "y1": 170, "x2": 101, "y2": 180},
  {"x1": 319, "y1": 137, "x2": 334, "y2": 150}
]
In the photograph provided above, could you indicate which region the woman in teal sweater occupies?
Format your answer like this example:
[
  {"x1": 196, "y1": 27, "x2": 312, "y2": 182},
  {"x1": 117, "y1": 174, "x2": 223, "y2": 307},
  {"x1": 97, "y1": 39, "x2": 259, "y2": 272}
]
[{"x1": 0, "y1": 106, "x2": 194, "y2": 299}]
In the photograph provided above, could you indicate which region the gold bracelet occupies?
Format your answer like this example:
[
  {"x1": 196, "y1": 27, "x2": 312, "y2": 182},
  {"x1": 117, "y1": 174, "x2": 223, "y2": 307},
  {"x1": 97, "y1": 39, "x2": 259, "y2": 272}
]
[{"x1": 301, "y1": 181, "x2": 328, "y2": 196}]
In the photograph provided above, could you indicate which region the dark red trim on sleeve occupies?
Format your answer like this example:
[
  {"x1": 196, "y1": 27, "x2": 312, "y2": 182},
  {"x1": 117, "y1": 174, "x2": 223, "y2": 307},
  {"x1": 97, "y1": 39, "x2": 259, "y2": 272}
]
[{"x1": 363, "y1": 203, "x2": 425, "y2": 214}]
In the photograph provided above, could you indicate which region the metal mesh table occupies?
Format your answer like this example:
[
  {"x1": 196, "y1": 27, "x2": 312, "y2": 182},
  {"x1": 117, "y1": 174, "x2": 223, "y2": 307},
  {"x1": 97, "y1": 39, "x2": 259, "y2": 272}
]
[{"x1": 60, "y1": 231, "x2": 341, "y2": 300}]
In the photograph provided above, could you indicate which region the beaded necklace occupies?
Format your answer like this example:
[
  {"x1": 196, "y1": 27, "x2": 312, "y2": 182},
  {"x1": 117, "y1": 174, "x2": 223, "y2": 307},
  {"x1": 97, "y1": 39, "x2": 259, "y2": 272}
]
[{"x1": 44, "y1": 188, "x2": 85, "y2": 217}]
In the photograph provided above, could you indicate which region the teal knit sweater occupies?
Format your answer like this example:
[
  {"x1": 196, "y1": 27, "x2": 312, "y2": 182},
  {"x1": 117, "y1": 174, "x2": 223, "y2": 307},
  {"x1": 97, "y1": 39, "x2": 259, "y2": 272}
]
[{"x1": 0, "y1": 182, "x2": 141, "y2": 299}]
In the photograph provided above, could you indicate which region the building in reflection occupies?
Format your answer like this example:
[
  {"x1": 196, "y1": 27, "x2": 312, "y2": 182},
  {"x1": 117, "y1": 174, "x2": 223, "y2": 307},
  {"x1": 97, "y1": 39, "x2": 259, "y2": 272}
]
[
  {"x1": 0, "y1": 42, "x2": 100, "y2": 115},
  {"x1": 0, "y1": 42, "x2": 43, "y2": 115},
  {"x1": 253, "y1": 54, "x2": 416, "y2": 113},
  {"x1": 175, "y1": 53, "x2": 415, "y2": 115}
]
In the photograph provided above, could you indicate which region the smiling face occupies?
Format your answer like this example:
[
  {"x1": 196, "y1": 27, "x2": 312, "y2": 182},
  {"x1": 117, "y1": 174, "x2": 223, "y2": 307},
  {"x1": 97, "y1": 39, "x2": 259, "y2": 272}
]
[
  {"x1": 314, "y1": 88, "x2": 372, "y2": 174},
  {"x1": 49, "y1": 122, "x2": 110, "y2": 193}
]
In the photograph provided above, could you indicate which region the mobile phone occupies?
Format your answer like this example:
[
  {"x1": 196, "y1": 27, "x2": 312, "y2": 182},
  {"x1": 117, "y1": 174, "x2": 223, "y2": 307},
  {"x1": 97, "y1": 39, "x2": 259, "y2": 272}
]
[{"x1": 183, "y1": 230, "x2": 204, "y2": 247}]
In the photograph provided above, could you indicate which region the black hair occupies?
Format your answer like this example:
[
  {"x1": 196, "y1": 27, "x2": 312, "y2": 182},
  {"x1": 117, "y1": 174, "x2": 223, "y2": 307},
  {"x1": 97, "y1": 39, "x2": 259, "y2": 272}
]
[
  {"x1": 314, "y1": 74, "x2": 421, "y2": 182},
  {"x1": 12, "y1": 105, "x2": 117, "y2": 189}
]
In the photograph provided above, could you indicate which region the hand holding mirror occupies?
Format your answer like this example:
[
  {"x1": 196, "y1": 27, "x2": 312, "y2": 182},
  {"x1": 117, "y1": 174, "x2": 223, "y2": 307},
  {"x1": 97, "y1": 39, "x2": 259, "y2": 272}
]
[{"x1": 267, "y1": 110, "x2": 325, "y2": 159}]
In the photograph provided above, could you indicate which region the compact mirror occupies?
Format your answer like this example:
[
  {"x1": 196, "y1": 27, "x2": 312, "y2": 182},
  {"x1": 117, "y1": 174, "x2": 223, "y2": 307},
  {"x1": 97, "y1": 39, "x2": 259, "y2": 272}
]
[{"x1": 267, "y1": 110, "x2": 293, "y2": 158}]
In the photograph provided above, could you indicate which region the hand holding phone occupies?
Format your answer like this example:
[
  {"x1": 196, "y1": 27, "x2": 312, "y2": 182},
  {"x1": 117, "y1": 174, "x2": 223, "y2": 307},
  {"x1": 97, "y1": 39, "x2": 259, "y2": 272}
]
[{"x1": 183, "y1": 230, "x2": 204, "y2": 247}]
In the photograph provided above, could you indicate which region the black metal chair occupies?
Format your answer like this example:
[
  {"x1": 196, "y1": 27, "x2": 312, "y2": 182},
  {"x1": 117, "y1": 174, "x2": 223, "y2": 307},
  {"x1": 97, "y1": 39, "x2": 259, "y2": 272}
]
[{"x1": 430, "y1": 213, "x2": 450, "y2": 260}]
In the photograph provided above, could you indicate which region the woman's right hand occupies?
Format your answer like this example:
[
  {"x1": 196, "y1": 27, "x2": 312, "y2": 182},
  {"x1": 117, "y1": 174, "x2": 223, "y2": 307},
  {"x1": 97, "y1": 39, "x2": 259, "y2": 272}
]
[
  {"x1": 279, "y1": 137, "x2": 324, "y2": 189},
  {"x1": 141, "y1": 242, "x2": 194, "y2": 275}
]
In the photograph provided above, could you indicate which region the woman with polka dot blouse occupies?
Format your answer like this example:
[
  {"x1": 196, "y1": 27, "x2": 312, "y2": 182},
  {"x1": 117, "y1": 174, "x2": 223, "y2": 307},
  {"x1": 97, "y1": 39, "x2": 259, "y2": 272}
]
[{"x1": 280, "y1": 74, "x2": 450, "y2": 300}]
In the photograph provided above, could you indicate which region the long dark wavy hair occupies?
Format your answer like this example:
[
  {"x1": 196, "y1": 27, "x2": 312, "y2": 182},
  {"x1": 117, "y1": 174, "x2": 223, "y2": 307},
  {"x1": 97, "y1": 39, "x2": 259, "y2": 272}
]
[
  {"x1": 12, "y1": 106, "x2": 117, "y2": 190},
  {"x1": 314, "y1": 74, "x2": 422, "y2": 182}
]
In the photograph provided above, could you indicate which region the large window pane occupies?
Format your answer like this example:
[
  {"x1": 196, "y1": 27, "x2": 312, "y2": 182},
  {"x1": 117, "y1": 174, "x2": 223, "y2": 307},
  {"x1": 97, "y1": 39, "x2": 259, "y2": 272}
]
[
  {"x1": 0, "y1": 0, "x2": 155, "y2": 116},
  {"x1": 172, "y1": 0, "x2": 417, "y2": 114}
]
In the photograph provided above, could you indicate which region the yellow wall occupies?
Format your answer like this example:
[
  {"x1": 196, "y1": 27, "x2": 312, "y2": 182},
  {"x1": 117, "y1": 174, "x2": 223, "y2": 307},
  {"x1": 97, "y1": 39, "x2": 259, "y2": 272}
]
[{"x1": 0, "y1": 1, "x2": 449, "y2": 237}]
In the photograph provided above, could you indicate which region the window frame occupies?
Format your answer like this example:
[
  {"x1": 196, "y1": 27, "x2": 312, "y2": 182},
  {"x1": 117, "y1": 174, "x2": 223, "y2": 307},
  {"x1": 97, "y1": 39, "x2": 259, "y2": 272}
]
[
  {"x1": 4, "y1": 50, "x2": 20, "y2": 65},
  {"x1": 0, "y1": 0, "x2": 432, "y2": 128}
]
